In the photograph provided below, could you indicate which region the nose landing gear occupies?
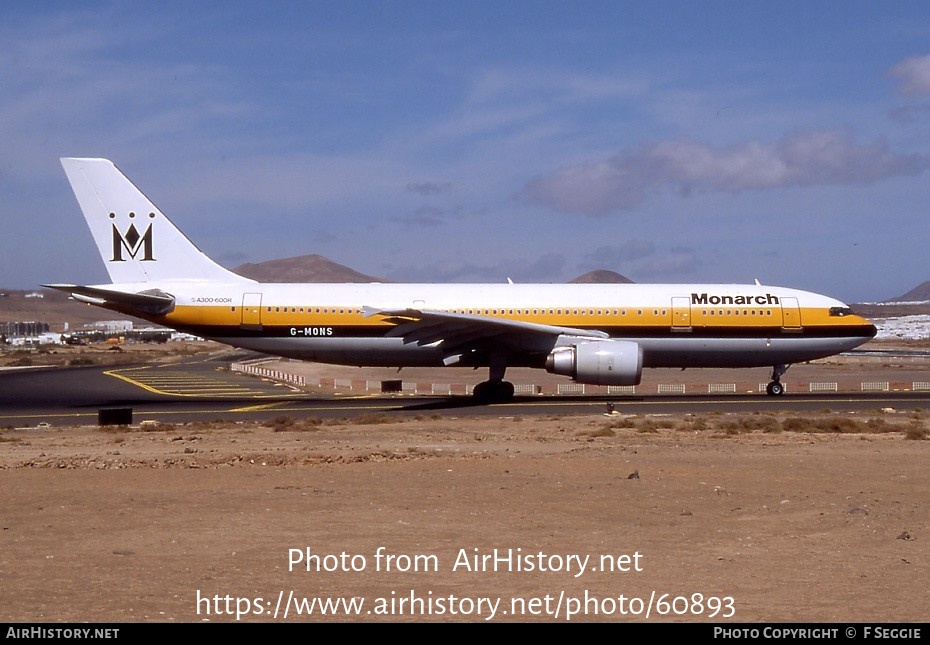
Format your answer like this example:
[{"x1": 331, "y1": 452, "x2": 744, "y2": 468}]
[{"x1": 766, "y1": 364, "x2": 789, "y2": 396}]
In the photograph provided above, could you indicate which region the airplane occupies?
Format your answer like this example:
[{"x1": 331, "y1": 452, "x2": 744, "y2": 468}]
[{"x1": 47, "y1": 157, "x2": 877, "y2": 402}]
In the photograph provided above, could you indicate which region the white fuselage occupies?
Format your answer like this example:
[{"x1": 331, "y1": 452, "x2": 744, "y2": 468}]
[{"x1": 108, "y1": 280, "x2": 876, "y2": 371}]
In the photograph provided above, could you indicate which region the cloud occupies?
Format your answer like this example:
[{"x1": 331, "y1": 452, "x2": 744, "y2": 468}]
[
  {"x1": 467, "y1": 68, "x2": 644, "y2": 106},
  {"x1": 889, "y1": 54, "x2": 930, "y2": 97},
  {"x1": 388, "y1": 213, "x2": 446, "y2": 228},
  {"x1": 520, "y1": 129, "x2": 930, "y2": 215},
  {"x1": 888, "y1": 104, "x2": 930, "y2": 124},
  {"x1": 386, "y1": 253, "x2": 566, "y2": 283},
  {"x1": 581, "y1": 242, "x2": 656, "y2": 269},
  {"x1": 405, "y1": 181, "x2": 452, "y2": 195},
  {"x1": 577, "y1": 243, "x2": 699, "y2": 281},
  {"x1": 634, "y1": 248, "x2": 702, "y2": 280}
]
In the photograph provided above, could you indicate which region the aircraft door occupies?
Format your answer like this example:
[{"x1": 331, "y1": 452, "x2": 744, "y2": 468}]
[
  {"x1": 671, "y1": 296, "x2": 692, "y2": 330},
  {"x1": 241, "y1": 292, "x2": 263, "y2": 330},
  {"x1": 781, "y1": 297, "x2": 801, "y2": 330}
]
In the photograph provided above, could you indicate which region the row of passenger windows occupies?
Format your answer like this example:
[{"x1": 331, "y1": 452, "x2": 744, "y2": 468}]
[
  {"x1": 704, "y1": 310, "x2": 774, "y2": 316},
  {"x1": 238, "y1": 307, "x2": 672, "y2": 316},
  {"x1": 229, "y1": 306, "x2": 776, "y2": 317},
  {"x1": 452, "y1": 308, "x2": 661, "y2": 316},
  {"x1": 264, "y1": 307, "x2": 363, "y2": 314}
]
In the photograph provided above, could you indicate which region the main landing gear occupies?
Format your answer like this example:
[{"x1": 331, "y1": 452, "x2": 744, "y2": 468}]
[
  {"x1": 766, "y1": 364, "x2": 789, "y2": 396},
  {"x1": 472, "y1": 379, "x2": 515, "y2": 403},
  {"x1": 472, "y1": 356, "x2": 515, "y2": 403}
]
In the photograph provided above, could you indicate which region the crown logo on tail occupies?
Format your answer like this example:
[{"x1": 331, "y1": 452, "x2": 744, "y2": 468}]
[{"x1": 110, "y1": 213, "x2": 155, "y2": 262}]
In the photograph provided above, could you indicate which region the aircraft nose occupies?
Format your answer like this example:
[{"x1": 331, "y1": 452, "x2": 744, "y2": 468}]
[{"x1": 856, "y1": 315, "x2": 878, "y2": 338}]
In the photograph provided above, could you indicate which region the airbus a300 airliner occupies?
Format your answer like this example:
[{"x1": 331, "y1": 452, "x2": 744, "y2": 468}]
[{"x1": 47, "y1": 158, "x2": 877, "y2": 401}]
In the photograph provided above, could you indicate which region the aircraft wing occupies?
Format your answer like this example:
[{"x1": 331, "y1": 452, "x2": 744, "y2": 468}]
[
  {"x1": 363, "y1": 306, "x2": 607, "y2": 360},
  {"x1": 44, "y1": 284, "x2": 176, "y2": 315}
]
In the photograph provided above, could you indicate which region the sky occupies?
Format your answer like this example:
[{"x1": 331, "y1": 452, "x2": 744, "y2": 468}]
[{"x1": 2, "y1": 1, "x2": 930, "y2": 303}]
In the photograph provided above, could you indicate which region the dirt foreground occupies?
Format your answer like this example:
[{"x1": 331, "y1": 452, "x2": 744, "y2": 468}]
[{"x1": 0, "y1": 411, "x2": 927, "y2": 624}]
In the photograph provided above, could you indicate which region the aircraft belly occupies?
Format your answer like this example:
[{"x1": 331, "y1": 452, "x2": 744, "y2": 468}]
[
  {"x1": 637, "y1": 336, "x2": 868, "y2": 368},
  {"x1": 210, "y1": 332, "x2": 869, "y2": 371},
  {"x1": 212, "y1": 336, "x2": 454, "y2": 367}
]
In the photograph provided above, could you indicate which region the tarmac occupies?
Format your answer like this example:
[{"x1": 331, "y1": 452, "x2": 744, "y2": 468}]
[{"x1": 231, "y1": 347, "x2": 930, "y2": 397}]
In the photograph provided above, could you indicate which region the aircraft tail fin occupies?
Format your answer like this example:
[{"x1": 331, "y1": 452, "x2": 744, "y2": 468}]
[{"x1": 60, "y1": 158, "x2": 252, "y2": 285}]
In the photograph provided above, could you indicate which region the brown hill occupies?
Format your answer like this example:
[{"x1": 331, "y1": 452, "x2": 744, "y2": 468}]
[
  {"x1": 887, "y1": 280, "x2": 930, "y2": 303},
  {"x1": 569, "y1": 269, "x2": 634, "y2": 284},
  {"x1": 233, "y1": 254, "x2": 387, "y2": 283},
  {"x1": 852, "y1": 280, "x2": 930, "y2": 318}
]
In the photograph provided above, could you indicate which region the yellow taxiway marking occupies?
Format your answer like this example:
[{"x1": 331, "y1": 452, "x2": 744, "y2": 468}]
[
  {"x1": 230, "y1": 402, "x2": 291, "y2": 412},
  {"x1": 104, "y1": 369, "x2": 175, "y2": 396},
  {"x1": 104, "y1": 366, "x2": 285, "y2": 398}
]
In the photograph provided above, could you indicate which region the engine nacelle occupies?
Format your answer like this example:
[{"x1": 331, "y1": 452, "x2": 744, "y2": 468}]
[{"x1": 545, "y1": 340, "x2": 643, "y2": 386}]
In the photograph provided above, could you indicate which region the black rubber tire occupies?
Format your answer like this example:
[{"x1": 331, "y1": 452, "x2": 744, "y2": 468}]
[{"x1": 473, "y1": 380, "x2": 514, "y2": 403}]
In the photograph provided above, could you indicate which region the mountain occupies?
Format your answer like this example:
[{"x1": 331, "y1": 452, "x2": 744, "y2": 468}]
[
  {"x1": 234, "y1": 256, "x2": 637, "y2": 285},
  {"x1": 886, "y1": 280, "x2": 930, "y2": 303},
  {"x1": 569, "y1": 270, "x2": 634, "y2": 284},
  {"x1": 233, "y1": 254, "x2": 388, "y2": 283},
  {"x1": 851, "y1": 280, "x2": 930, "y2": 319}
]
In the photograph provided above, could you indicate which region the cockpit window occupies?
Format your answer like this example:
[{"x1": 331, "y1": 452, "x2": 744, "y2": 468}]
[{"x1": 829, "y1": 307, "x2": 854, "y2": 317}]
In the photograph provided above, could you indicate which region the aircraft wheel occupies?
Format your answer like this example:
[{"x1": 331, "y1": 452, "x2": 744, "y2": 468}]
[
  {"x1": 473, "y1": 381, "x2": 489, "y2": 401},
  {"x1": 473, "y1": 380, "x2": 514, "y2": 403},
  {"x1": 497, "y1": 380, "x2": 515, "y2": 400},
  {"x1": 766, "y1": 381, "x2": 784, "y2": 396}
]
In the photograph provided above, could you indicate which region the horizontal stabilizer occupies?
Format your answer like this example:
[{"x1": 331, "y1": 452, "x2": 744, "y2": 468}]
[{"x1": 44, "y1": 284, "x2": 176, "y2": 316}]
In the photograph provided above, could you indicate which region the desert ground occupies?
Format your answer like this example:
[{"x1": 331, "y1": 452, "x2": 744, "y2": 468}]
[
  {"x1": 1, "y1": 407, "x2": 928, "y2": 623},
  {"x1": 0, "y1": 340, "x2": 928, "y2": 624}
]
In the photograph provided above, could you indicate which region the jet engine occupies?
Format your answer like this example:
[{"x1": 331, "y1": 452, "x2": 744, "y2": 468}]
[{"x1": 545, "y1": 339, "x2": 643, "y2": 386}]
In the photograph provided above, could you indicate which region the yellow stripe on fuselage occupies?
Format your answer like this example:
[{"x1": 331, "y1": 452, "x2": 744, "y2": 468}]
[{"x1": 159, "y1": 303, "x2": 871, "y2": 332}]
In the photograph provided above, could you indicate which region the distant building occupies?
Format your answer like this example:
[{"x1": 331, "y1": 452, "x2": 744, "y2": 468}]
[
  {"x1": 87, "y1": 320, "x2": 134, "y2": 332},
  {"x1": 8, "y1": 332, "x2": 62, "y2": 346},
  {"x1": 0, "y1": 321, "x2": 50, "y2": 337},
  {"x1": 171, "y1": 332, "x2": 202, "y2": 341}
]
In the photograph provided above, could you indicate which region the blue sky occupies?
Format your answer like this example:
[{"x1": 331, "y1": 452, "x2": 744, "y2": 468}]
[{"x1": 2, "y1": 1, "x2": 930, "y2": 303}]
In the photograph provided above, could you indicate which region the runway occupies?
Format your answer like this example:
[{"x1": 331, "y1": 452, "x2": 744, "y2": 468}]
[{"x1": 2, "y1": 355, "x2": 930, "y2": 428}]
